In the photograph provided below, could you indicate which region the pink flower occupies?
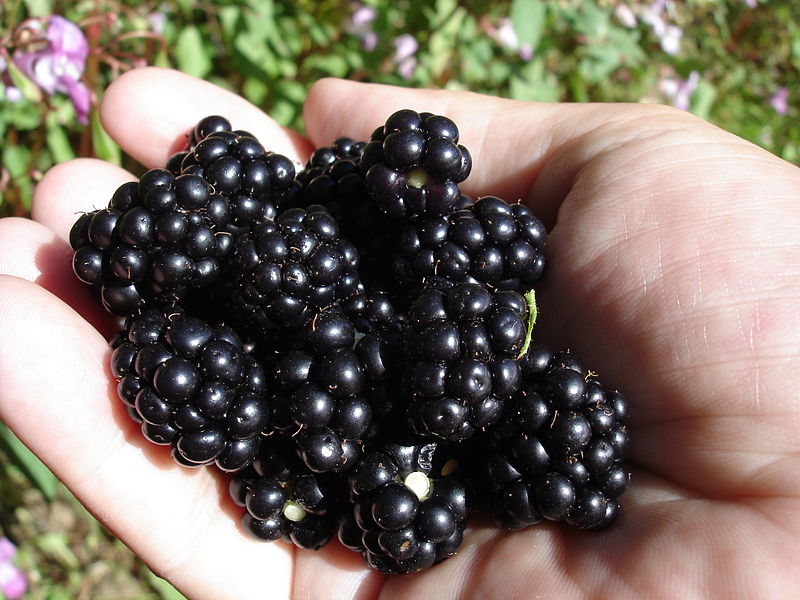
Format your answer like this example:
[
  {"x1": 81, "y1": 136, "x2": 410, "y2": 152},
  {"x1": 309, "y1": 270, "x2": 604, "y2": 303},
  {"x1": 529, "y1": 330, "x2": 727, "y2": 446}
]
[
  {"x1": 361, "y1": 31, "x2": 377, "y2": 52},
  {"x1": 346, "y1": 4, "x2": 378, "y2": 52},
  {"x1": 0, "y1": 57, "x2": 23, "y2": 102},
  {"x1": 494, "y1": 18, "x2": 519, "y2": 50},
  {"x1": 147, "y1": 11, "x2": 167, "y2": 35},
  {"x1": 484, "y1": 17, "x2": 533, "y2": 62},
  {"x1": 658, "y1": 70, "x2": 700, "y2": 111},
  {"x1": 614, "y1": 3, "x2": 638, "y2": 28},
  {"x1": 641, "y1": 0, "x2": 683, "y2": 55},
  {"x1": 393, "y1": 34, "x2": 418, "y2": 79},
  {"x1": 769, "y1": 87, "x2": 789, "y2": 115},
  {"x1": 0, "y1": 538, "x2": 27, "y2": 600},
  {"x1": 13, "y1": 15, "x2": 91, "y2": 124},
  {"x1": 351, "y1": 5, "x2": 377, "y2": 28}
]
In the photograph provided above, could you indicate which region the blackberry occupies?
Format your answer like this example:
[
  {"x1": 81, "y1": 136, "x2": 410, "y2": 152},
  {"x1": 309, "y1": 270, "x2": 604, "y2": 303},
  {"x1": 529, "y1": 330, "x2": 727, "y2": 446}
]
[
  {"x1": 166, "y1": 115, "x2": 297, "y2": 225},
  {"x1": 256, "y1": 307, "x2": 376, "y2": 473},
  {"x1": 110, "y1": 306, "x2": 270, "y2": 471},
  {"x1": 342, "y1": 441, "x2": 468, "y2": 573},
  {"x1": 230, "y1": 435, "x2": 347, "y2": 550},
  {"x1": 220, "y1": 205, "x2": 361, "y2": 336},
  {"x1": 295, "y1": 137, "x2": 366, "y2": 189},
  {"x1": 395, "y1": 195, "x2": 547, "y2": 291},
  {"x1": 341, "y1": 286, "x2": 403, "y2": 334},
  {"x1": 479, "y1": 344, "x2": 630, "y2": 530},
  {"x1": 70, "y1": 170, "x2": 234, "y2": 315},
  {"x1": 362, "y1": 109, "x2": 472, "y2": 221},
  {"x1": 405, "y1": 282, "x2": 530, "y2": 441},
  {"x1": 292, "y1": 138, "x2": 403, "y2": 291}
]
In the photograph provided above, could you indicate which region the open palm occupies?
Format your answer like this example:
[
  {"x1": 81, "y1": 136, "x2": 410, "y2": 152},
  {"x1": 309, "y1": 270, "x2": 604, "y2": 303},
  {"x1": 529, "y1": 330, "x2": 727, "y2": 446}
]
[{"x1": 1, "y1": 68, "x2": 798, "y2": 599}]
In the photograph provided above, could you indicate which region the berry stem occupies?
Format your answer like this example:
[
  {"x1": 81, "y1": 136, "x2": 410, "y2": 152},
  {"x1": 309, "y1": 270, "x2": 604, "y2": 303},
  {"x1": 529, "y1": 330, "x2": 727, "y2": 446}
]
[{"x1": 516, "y1": 289, "x2": 538, "y2": 360}]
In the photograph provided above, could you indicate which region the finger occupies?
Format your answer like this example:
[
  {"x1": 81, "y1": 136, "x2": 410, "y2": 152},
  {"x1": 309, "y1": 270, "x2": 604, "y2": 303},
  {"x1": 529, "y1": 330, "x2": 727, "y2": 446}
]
[
  {"x1": 0, "y1": 275, "x2": 293, "y2": 600},
  {"x1": 0, "y1": 217, "x2": 117, "y2": 336},
  {"x1": 31, "y1": 158, "x2": 134, "y2": 242},
  {"x1": 101, "y1": 67, "x2": 313, "y2": 168},
  {"x1": 303, "y1": 79, "x2": 728, "y2": 226}
]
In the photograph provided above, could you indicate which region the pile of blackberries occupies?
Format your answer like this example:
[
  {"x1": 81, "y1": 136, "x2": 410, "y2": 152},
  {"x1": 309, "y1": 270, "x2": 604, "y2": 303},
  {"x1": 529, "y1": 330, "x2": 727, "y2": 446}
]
[{"x1": 70, "y1": 110, "x2": 630, "y2": 574}]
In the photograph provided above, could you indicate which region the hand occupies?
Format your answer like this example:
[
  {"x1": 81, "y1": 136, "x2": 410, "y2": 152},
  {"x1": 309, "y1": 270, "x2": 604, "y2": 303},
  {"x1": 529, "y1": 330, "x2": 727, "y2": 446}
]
[{"x1": 1, "y1": 67, "x2": 798, "y2": 599}]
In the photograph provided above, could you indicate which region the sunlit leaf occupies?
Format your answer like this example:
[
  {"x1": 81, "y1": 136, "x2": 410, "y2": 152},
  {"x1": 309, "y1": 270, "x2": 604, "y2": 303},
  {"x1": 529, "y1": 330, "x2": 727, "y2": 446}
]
[
  {"x1": 510, "y1": 0, "x2": 546, "y2": 53},
  {"x1": 175, "y1": 25, "x2": 212, "y2": 79},
  {"x1": 0, "y1": 424, "x2": 59, "y2": 500},
  {"x1": 90, "y1": 110, "x2": 121, "y2": 166}
]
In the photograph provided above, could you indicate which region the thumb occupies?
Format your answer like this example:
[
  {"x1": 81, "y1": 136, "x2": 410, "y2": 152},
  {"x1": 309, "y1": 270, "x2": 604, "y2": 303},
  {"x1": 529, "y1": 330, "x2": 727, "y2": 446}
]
[{"x1": 302, "y1": 78, "x2": 750, "y2": 227}]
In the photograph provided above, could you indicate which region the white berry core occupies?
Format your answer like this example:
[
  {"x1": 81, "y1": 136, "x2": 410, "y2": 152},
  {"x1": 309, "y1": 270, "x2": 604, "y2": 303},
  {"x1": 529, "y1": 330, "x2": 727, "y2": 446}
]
[
  {"x1": 404, "y1": 471, "x2": 431, "y2": 500},
  {"x1": 407, "y1": 168, "x2": 428, "y2": 189},
  {"x1": 283, "y1": 501, "x2": 307, "y2": 522}
]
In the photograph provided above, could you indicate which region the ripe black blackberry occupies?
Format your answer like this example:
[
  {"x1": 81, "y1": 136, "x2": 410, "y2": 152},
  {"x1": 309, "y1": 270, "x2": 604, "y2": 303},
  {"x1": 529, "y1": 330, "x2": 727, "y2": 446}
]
[
  {"x1": 296, "y1": 137, "x2": 366, "y2": 187},
  {"x1": 362, "y1": 109, "x2": 472, "y2": 221},
  {"x1": 405, "y1": 282, "x2": 530, "y2": 442},
  {"x1": 291, "y1": 138, "x2": 404, "y2": 291},
  {"x1": 341, "y1": 441, "x2": 468, "y2": 574},
  {"x1": 229, "y1": 434, "x2": 347, "y2": 550},
  {"x1": 220, "y1": 205, "x2": 361, "y2": 336},
  {"x1": 110, "y1": 306, "x2": 270, "y2": 471},
  {"x1": 70, "y1": 170, "x2": 235, "y2": 315},
  {"x1": 246, "y1": 306, "x2": 377, "y2": 474},
  {"x1": 166, "y1": 115, "x2": 297, "y2": 226},
  {"x1": 477, "y1": 344, "x2": 630, "y2": 531},
  {"x1": 394, "y1": 195, "x2": 547, "y2": 291}
]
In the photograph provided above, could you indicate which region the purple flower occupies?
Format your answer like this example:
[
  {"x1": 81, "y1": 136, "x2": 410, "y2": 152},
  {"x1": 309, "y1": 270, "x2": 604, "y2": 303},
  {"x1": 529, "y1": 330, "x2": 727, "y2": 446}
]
[
  {"x1": 393, "y1": 34, "x2": 418, "y2": 63},
  {"x1": 0, "y1": 57, "x2": 23, "y2": 102},
  {"x1": 614, "y1": 3, "x2": 638, "y2": 28},
  {"x1": 147, "y1": 11, "x2": 167, "y2": 35},
  {"x1": 346, "y1": 4, "x2": 378, "y2": 51},
  {"x1": 744, "y1": 0, "x2": 758, "y2": 7},
  {"x1": 351, "y1": 4, "x2": 377, "y2": 28},
  {"x1": 658, "y1": 70, "x2": 700, "y2": 111},
  {"x1": 361, "y1": 31, "x2": 377, "y2": 52},
  {"x1": 641, "y1": 0, "x2": 683, "y2": 55},
  {"x1": 0, "y1": 538, "x2": 27, "y2": 600},
  {"x1": 13, "y1": 15, "x2": 91, "y2": 124},
  {"x1": 483, "y1": 18, "x2": 533, "y2": 61},
  {"x1": 769, "y1": 87, "x2": 789, "y2": 115},
  {"x1": 393, "y1": 34, "x2": 418, "y2": 79}
]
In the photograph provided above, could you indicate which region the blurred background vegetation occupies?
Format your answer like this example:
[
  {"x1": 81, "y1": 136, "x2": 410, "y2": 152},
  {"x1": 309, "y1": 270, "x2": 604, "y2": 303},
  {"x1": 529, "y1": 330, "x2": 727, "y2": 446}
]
[{"x1": 0, "y1": 0, "x2": 797, "y2": 597}]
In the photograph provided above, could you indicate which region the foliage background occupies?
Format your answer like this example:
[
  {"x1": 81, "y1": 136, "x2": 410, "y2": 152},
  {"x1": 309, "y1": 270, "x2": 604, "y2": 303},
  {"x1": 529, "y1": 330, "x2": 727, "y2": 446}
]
[{"x1": 0, "y1": 0, "x2": 797, "y2": 597}]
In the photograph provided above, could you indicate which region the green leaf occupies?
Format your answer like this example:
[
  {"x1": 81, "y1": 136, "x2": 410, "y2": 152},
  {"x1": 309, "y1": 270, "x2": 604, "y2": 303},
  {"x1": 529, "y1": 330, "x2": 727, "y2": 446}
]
[
  {"x1": 0, "y1": 424, "x2": 59, "y2": 500},
  {"x1": 146, "y1": 570, "x2": 188, "y2": 600},
  {"x1": 175, "y1": 25, "x2": 213, "y2": 79},
  {"x1": 90, "y1": 111, "x2": 121, "y2": 166},
  {"x1": 35, "y1": 533, "x2": 80, "y2": 568},
  {"x1": 243, "y1": 76, "x2": 269, "y2": 106},
  {"x1": 46, "y1": 114, "x2": 76, "y2": 164},
  {"x1": 22, "y1": 0, "x2": 51, "y2": 17},
  {"x1": 6, "y1": 60, "x2": 42, "y2": 103},
  {"x1": 510, "y1": 0, "x2": 546, "y2": 52},
  {"x1": 304, "y1": 53, "x2": 350, "y2": 78},
  {"x1": 690, "y1": 79, "x2": 717, "y2": 121},
  {"x1": 509, "y1": 59, "x2": 560, "y2": 102},
  {"x1": 218, "y1": 5, "x2": 243, "y2": 37},
  {"x1": 2, "y1": 144, "x2": 31, "y2": 178}
]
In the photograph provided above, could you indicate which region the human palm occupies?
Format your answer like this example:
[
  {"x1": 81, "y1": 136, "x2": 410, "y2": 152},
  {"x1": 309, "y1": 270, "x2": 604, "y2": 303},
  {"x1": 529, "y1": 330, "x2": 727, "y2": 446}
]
[{"x1": 1, "y1": 69, "x2": 798, "y2": 599}]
